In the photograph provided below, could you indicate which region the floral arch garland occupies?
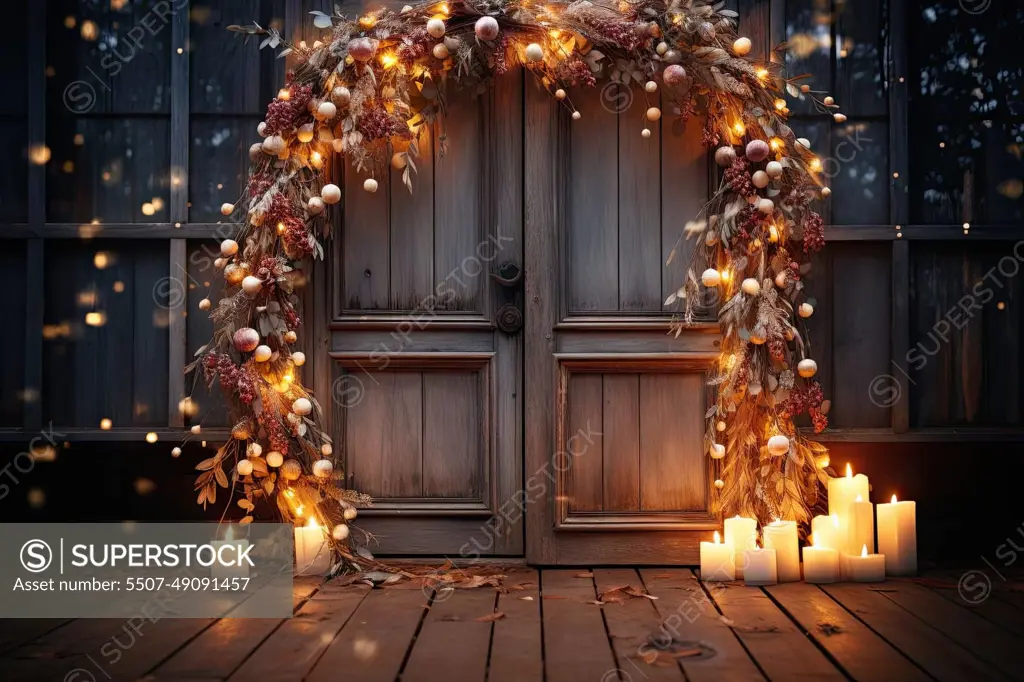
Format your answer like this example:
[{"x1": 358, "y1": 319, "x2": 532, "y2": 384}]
[{"x1": 185, "y1": 0, "x2": 840, "y2": 568}]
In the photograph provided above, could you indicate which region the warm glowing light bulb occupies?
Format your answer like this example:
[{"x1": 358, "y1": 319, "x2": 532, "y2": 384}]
[
  {"x1": 284, "y1": 372, "x2": 294, "y2": 382},
  {"x1": 277, "y1": 222, "x2": 286, "y2": 234},
  {"x1": 845, "y1": 463, "x2": 853, "y2": 478},
  {"x1": 756, "y1": 68, "x2": 769, "y2": 80},
  {"x1": 100, "y1": 418, "x2": 112, "y2": 430},
  {"x1": 891, "y1": 493, "x2": 898, "y2": 504},
  {"x1": 809, "y1": 158, "x2": 823, "y2": 172},
  {"x1": 277, "y1": 88, "x2": 291, "y2": 101},
  {"x1": 359, "y1": 15, "x2": 377, "y2": 28},
  {"x1": 732, "y1": 121, "x2": 746, "y2": 137},
  {"x1": 861, "y1": 544, "x2": 868, "y2": 557},
  {"x1": 720, "y1": 269, "x2": 731, "y2": 282},
  {"x1": 437, "y1": 2, "x2": 449, "y2": 14},
  {"x1": 145, "y1": 432, "x2": 158, "y2": 444},
  {"x1": 306, "y1": 516, "x2": 319, "y2": 528},
  {"x1": 774, "y1": 98, "x2": 786, "y2": 111},
  {"x1": 285, "y1": 489, "x2": 295, "y2": 498},
  {"x1": 713, "y1": 531, "x2": 721, "y2": 544},
  {"x1": 379, "y1": 52, "x2": 397, "y2": 68},
  {"x1": 770, "y1": 137, "x2": 784, "y2": 150}
]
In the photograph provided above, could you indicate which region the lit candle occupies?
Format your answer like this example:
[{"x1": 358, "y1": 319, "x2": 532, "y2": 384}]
[
  {"x1": 843, "y1": 544, "x2": 885, "y2": 582},
  {"x1": 877, "y1": 494, "x2": 917, "y2": 576},
  {"x1": 828, "y1": 463, "x2": 869, "y2": 551},
  {"x1": 211, "y1": 526, "x2": 250, "y2": 580},
  {"x1": 802, "y1": 537, "x2": 840, "y2": 583},
  {"x1": 724, "y1": 516, "x2": 758, "y2": 578},
  {"x1": 811, "y1": 513, "x2": 844, "y2": 550},
  {"x1": 850, "y1": 494, "x2": 875, "y2": 554},
  {"x1": 294, "y1": 517, "x2": 332, "y2": 576},
  {"x1": 763, "y1": 520, "x2": 800, "y2": 583},
  {"x1": 742, "y1": 546, "x2": 778, "y2": 586},
  {"x1": 700, "y1": 531, "x2": 736, "y2": 581}
]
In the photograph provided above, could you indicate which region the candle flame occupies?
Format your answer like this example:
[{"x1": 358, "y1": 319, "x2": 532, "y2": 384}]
[
  {"x1": 861, "y1": 544, "x2": 868, "y2": 557},
  {"x1": 831, "y1": 514, "x2": 840, "y2": 528},
  {"x1": 713, "y1": 531, "x2": 721, "y2": 544},
  {"x1": 225, "y1": 526, "x2": 235, "y2": 541},
  {"x1": 845, "y1": 463, "x2": 852, "y2": 478},
  {"x1": 306, "y1": 516, "x2": 319, "y2": 529},
  {"x1": 855, "y1": 494, "x2": 863, "y2": 502},
  {"x1": 891, "y1": 493, "x2": 898, "y2": 503}
]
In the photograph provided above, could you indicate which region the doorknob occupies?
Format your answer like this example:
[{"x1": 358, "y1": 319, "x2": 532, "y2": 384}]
[
  {"x1": 491, "y1": 261, "x2": 523, "y2": 287},
  {"x1": 496, "y1": 304, "x2": 523, "y2": 334}
]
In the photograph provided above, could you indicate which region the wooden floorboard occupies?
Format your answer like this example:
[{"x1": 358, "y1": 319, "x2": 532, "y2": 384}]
[
  {"x1": 710, "y1": 579, "x2": 846, "y2": 681},
  {"x1": 401, "y1": 582, "x2": 496, "y2": 682},
  {"x1": 306, "y1": 579, "x2": 429, "y2": 682},
  {"x1": 488, "y1": 568, "x2": 544, "y2": 682},
  {"x1": 870, "y1": 579, "x2": 1023, "y2": 680},
  {"x1": 922, "y1": 570, "x2": 1024, "y2": 635},
  {"x1": 823, "y1": 581, "x2": 1012, "y2": 681},
  {"x1": 594, "y1": 568, "x2": 686, "y2": 682},
  {"x1": 765, "y1": 582, "x2": 930, "y2": 682},
  {"x1": 540, "y1": 569, "x2": 617, "y2": 682},
  {"x1": 0, "y1": 619, "x2": 72, "y2": 656},
  {"x1": 226, "y1": 584, "x2": 369, "y2": 682},
  {"x1": 639, "y1": 569, "x2": 765, "y2": 682}
]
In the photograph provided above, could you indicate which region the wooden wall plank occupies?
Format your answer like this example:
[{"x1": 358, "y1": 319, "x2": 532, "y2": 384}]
[
  {"x1": 602, "y1": 373, "x2": 640, "y2": 511},
  {"x1": 618, "y1": 85, "x2": 662, "y2": 312},
  {"x1": 423, "y1": 372, "x2": 482, "y2": 498},
  {"x1": 433, "y1": 86, "x2": 483, "y2": 312},
  {"x1": 639, "y1": 373, "x2": 705, "y2": 511},
  {"x1": 134, "y1": 245, "x2": 171, "y2": 427},
  {"x1": 540, "y1": 570, "x2": 617, "y2": 681},
  {"x1": 23, "y1": 0, "x2": 44, "y2": 432},
  {"x1": 661, "y1": 114, "x2": 708, "y2": 308},
  {"x1": 567, "y1": 373, "x2": 604, "y2": 512},
  {"x1": 346, "y1": 372, "x2": 423, "y2": 498},
  {"x1": 343, "y1": 162, "x2": 390, "y2": 310},
  {"x1": 390, "y1": 126, "x2": 435, "y2": 310},
  {"x1": 568, "y1": 86, "x2": 618, "y2": 312},
  {"x1": 1, "y1": 243, "x2": 28, "y2": 427}
]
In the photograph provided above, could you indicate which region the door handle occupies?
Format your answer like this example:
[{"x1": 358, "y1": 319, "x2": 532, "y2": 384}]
[
  {"x1": 496, "y1": 303, "x2": 524, "y2": 334},
  {"x1": 491, "y1": 261, "x2": 523, "y2": 288}
]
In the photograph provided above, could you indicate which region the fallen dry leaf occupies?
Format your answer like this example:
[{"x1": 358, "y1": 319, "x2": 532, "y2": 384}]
[
  {"x1": 575, "y1": 571, "x2": 595, "y2": 578},
  {"x1": 624, "y1": 586, "x2": 658, "y2": 600},
  {"x1": 475, "y1": 611, "x2": 506, "y2": 622},
  {"x1": 585, "y1": 599, "x2": 607, "y2": 606},
  {"x1": 719, "y1": 615, "x2": 735, "y2": 626},
  {"x1": 672, "y1": 648, "x2": 706, "y2": 658},
  {"x1": 519, "y1": 596, "x2": 534, "y2": 601},
  {"x1": 817, "y1": 622, "x2": 843, "y2": 636}
]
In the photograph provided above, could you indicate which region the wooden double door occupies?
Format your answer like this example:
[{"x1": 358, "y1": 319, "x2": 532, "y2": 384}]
[{"x1": 324, "y1": 72, "x2": 718, "y2": 564}]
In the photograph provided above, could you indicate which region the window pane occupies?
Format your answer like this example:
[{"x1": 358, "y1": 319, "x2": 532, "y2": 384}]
[
  {"x1": 909, "y1": 1, "x2": 1024, "y2": 223},
  {"x1": 189, "y1": 117, "x2": 256, "y2": 222},
  {"x1": 835, "y1": 0, "x2": 887, "y2": 117},
  {"x1": 1, "y1": 2, "x2": 28, "y2": 221},
  {"x1": 829, "y1": 121, "x2": 889, "y2": 224},
  {"x1": 190, "y1": 1, "x2": 285, "y2": 115},
  {"x1": 785, "y1": 0, "x2": 832, "y2": 116}
]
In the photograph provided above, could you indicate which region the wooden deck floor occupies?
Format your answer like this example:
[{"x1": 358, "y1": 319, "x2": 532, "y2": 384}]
[{"x1": 2, "y1": 566, "x2": 1022, "y2": 682}]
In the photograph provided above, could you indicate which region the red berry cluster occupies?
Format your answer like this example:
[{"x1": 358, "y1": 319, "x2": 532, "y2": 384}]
[
  {"x1": 204, "y1": 353, "x2": 258, "y2": 404},
  {"x1": 555, "y1": 56, "x2": 596, "y2": 87},
  {"x1": 803, "y1": 211, "x2": 825, "y2": 253},
  {"x1": 357, "y1": 108, "x2": 413, "y2": 142},
  {"x1": 281, "y1": 217, "x2": 315, "y2": 258},
  {"x1": 700, "y1": 117, "x2": 720, "y2": 147},
  {"x1": 264, "y1": 83, "x2": 313, "y2": 135},
  {"x1": 779, "y1": 380, "x2": 825, "y2": 419},
  {"x1": 248, "y1": 173, "x2": 275, "y2": 199},
  {"x1": 259, "y1": 409, "x2": 290, "y2": 455},
  {"x1": 768, "y1": 337, "x2": 786, "y2": 362},
  {"x1": 809, "y1": 406, "x2": 828, "y2": 433},
  {"x1": 724, "y1": 158, "x2": 754, "y2": 196},
  {"x1": 397, "y1": 29, "x2": 429, "y2": 67},
  {"x1": 264, "y1": 193, "x2": 295, "y2": 230},
  {"x1": 284, "y1": 306, "x2": 301, "y2": 330},
  {"x1": 594, "y1": 20, "x2": 645, "y2": 51},
  {"x1": 256, "y1": 256, "x2": 283, "y2": 293},
  {"x1": 492, "y1": 36, "x2": 510, "y2": 75}
]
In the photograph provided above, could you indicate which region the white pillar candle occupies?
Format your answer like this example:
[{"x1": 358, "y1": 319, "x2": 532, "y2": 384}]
[
  {"x1": 724, "y1": 515, "x2": 758, "y2": 578},
  {"x1": 742, "y1": 547, "x2": 778, "y2": 586},
  {"x1": 211, "y1": 528, "x2": 250, "y2": 580},
  {"x1": 828, "y1": 463, "x2": 869, "y2": 551},
  {"x1": 811, "y1": 513, "x2": 844, "y2": 550},
  {"x1": 700, "y1": 531, "x2": 736, "y2": 581},
  {"x1": 877, "y1": 494, "x2": 917, "y2": 576},
  {"x1": 850, "y1": 494, "x2": 875, "y2": 554},
  {"x1": 843, "y1": 544, "x2": 885, "y2": 582},
  {"x1": 294, "y1": 518, "x2": 332, "y2": 576},
  {"x1": 763, "y1": 520, "x2": 800, "y2": 582},
  {"x1": 802, "y1": 540, "x2": 839, "y2": 584}
]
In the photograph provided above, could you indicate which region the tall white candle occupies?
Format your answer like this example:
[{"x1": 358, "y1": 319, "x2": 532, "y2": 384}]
[
  {"x1": 844, "y1": 544, "x2": 885, "y2": 582},
  {"x1": 295, "y1": 518, "x2": 332, "y2": 576},
  {"x1": 763, "y1": 520, "x2": 800, "y2": 582},
  {"x1": 211, "y1": 526, "x2": 250, "y2": 580},
  {"x1": 877, "y1": 494, "x2": 917, "y2": 576},
  {"x1": 811, "y1": 513, "x2": 844, "y2": 550},
  {"x1": 828, "y1": 464, "x2": 869, "y2": 552},
  {"x1": 850, "y1": 494, "x2": 875, "y2": 554},
  {"x1": 724, "y1": 516, "x2": 758, "y2": 578},
  {"x1": 700, "y1": 531, "x2": 736, "y2": 581},
  {"x1": 802, "y1": 539, "x2": 839, "y2": 584},
  {"x1": 742, "y1": 547, "x2": 778, "y2": 586}
]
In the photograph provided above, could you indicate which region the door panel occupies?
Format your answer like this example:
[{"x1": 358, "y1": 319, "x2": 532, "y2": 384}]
[
  {"x1": 328, "y1": 70, "x2": 524, "y2": 556},
  {"x1": 526, "y1": 79, "x2": 717, "y2": 564}
]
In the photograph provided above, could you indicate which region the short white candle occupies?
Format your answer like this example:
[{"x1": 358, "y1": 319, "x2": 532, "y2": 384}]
[
  {"x1": 211, "y1": 527, "x2": 250, "y2": 580},
  {"x1": 763, "y1": 520, "x2": 800, "y2": 582},
  {"x1": 742, "y1": 547, "x2": 778, "y2": 586},
  {"x1": 843, "y1": 544, "x2": 885, "y2": 582},
  {"x1": 811, "y1": 513, "x2": 844, "y2": 550},
  {"x1": 877, "y1": 494, "x2": 917, "y2": 576},
  {"x1": 802, "y1": 540, "x2": 839, "y2": 583},
  {"x1": 294, "y1": 518, "x2": 332, "y2": 576},
  {"x1": 724, "y1": 515, "x2": 758, "y2": 578},
  {"x1": 700, "y1": 531, "x2": 736, "y2": 581},
  {"x1": 850, "y1": 494, "x2": 875, "y2": 554}
]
